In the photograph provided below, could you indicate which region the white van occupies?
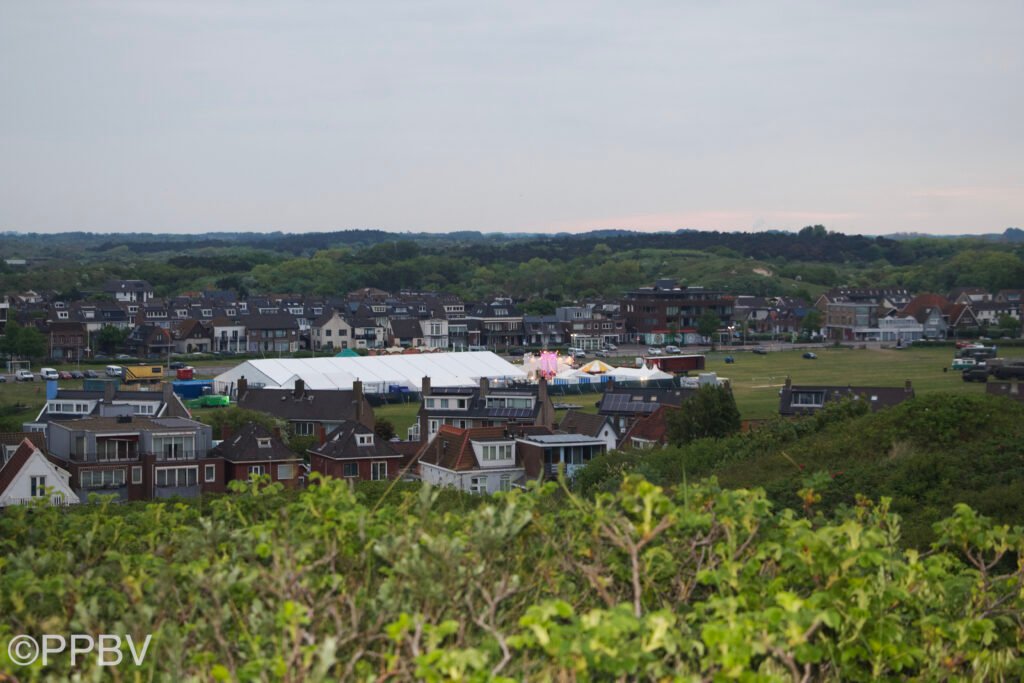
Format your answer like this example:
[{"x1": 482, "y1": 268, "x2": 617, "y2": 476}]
[
  {"x1": 106, "y1": 365, "x2": 123, "y2": 377},
  {"x1": 40, "y1": 367, "x2": 59, "y2": 380}
]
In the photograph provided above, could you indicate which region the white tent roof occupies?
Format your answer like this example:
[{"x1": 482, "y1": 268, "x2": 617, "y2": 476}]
[{"x1": 213, "y1": 351, "x2": 527, "y2": 393}]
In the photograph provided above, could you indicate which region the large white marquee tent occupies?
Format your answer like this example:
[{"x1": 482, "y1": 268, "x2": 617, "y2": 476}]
[{"x1": 213, "y1": 352, "x2": 527, "y2": 394}]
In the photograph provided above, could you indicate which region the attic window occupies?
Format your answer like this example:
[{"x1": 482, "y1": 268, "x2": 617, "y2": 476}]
[
  {"x1": 357, "y1": 434, "x2": 374, "y2": 446},
  {"x1": 257, "y1": 437, "x2": 272, "y2": 448}
]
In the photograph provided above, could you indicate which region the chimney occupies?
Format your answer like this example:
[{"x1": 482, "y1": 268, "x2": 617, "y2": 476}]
[
  {"x1": 479, "y1": 377, "x2": 490, "y2": 398},
  {"x1": 272, "y1": 426, "x2": 282, "y2": 440},
  {"x1": 104, "y1": 380, "x2": 116, "y2": 403},
  {"x1": 353, "y1": 379, "x2": 364, "y2": 424},
  {"x1": 317, "y1": 424, "x2": 327, "y2": 445},
  {"x1": 221, "y1": 425, "x2": 233, "y2": 441},
  {"x1": 785, "y1": 376, "x2": 792, "y2": 389},
  {"x1": 418, "y1": 376, "x2": 431, "y2": 444},
  {"x1": 162, "y1": 382, "x2": 173, "y2": 405},
  {"x1": 537, "y1": 376, "x2": 548, "y2": 404},
  {"x1": 293, "y1": 378, "x2": 305, "y2": 398},
  {"x1": 421, "y1": 376, "x2": 431, "y2": 397},
  {"x1": 905, "y1": 379, "x2": 913, "y2": 393},
  {"x1": 237, "y1": 376, "x2": 248, "y2": 400}
]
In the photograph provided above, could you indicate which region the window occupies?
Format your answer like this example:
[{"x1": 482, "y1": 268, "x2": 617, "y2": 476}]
[
  {"x1": 277, "y1": 464, "x2": 295, "y2": 480},
  {"x1": 81, "y1": 469, "x2": 126, "y2": 488},
  {"x1": 457, "y1": 399, "x2": 467, "y2": 409},
  {"x1": 204, "y1": 464, "x2": 216, "y2": 483},
  {"x1": 343, "y1": 462, "x2": 358, "y2": 478},
  {"x1": 131, "y1": 466, "x2": 142, "y2": 484},
  {"x1": 98, "y1": 439, "x2": 135, "y2": 461},
  {"x1": 30, "y1": 475, "x2": 46, "y2": 497},
  {"x1": 370, "y1": 461, "x2": 387, "y2": 481},
  {"x1": 499, "y1": 474, "x2": 512, "y2": 492},
  {"x1": 425, "y1": 398, "x2": 436, "y2": 409},
  {"x1": 154, "y1": 435, "x2": 193, "y2": 460},
  {"x1": 791, "y1": 391, "x2": 825, "y2": 407},
  {"x1": 294, "y1": 422, "x2": 314, "y2": 436},
  {"x1": 439, "y1": 398, "x2": 449, "y2": 409},
  {"x1": 248, "y1": 465, "x2": 265, "y2": 479},
  {"x1": 257, "y1": 437, "x2": 271, "y2": 448},
  {"x1": 155, "y1": 466, "x2": 198, "y2": 487},
  {"x1": 481, "y1": 444, "x2": 513, "y2": 461},
  {"x1": 428, "y1": 419, "x2": 439, "y2": 435},
  {"x1": 469, "y1": 476, "x2": 487, "y2": 494}
]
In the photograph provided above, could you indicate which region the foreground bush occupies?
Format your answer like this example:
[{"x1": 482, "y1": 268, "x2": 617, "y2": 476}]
[{"x1": 0, "y1": 475, "x2": 1022, "y2": 681}]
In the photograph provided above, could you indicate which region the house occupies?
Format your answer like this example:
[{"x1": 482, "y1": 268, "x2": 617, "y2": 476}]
[
  {"x1": 46, "y1": 320, "x2": 88, "y2": 361},
  {"x1": 418, "y1": 318, "x2": 450, "y2": 350},
  {"x1": 523, "y1": 315, "x2": 568, "y2": 348},
  {"x1": 389, "y1": 318, "x2": 425, "y2": 348},
  {"x1": 598, "y1": 385, "x2": 697, "y2": 434},
  {"x1": 243, "y1": 313, "x2": 300, "y2": 354},
  {"x1": 619, "y1": 405, "x2": 676, "y2": 450},
  {"x1": 555, "y1": 304, "x2": 625, "y2": 348},
  {"x1": 899, "y1": 294, "x2": 977, "y2": 339},
  {"x1": 1, "y1": 431, "x2": 47, "y2": 464},
  {"x1": 210, "y1": 315, "x2": 247, "y2": 353},
  {"x1": 308, "y1": 422, "x2": 409, "y2": 481},
  {"x1": 24, "y1": 383, "x2": 191, "y2": 435},
  {"x1": 172, "y1": 319, "x2": 213, "y2": 354},
  {"x1": 620, "y1": 280, "x2": 733, "y2": 345},
  {"x1": 46, "y1": 415, "x2": 220, "y2": 502},
  {"x1": 948, "y1": 287, "x2": 992, "y2": 305},
  {"x1": 516, "y1": 433, "x2": 608, "y2": 480},
  {"x1": 349, "y1": 315, "x2": 386, "y2": 349},
  {"x1": 236, "y1": 377, "x2": 375, "y2": 439},
  {"x1": 0, "y1": 294, "x2": 9, "y2": 334},
  {"x1": 816, "y1": 288, "x2": 912, "y2": 341},
  {"x1": 465, "y1": 300, "x2": 524, "y2": 349},
  {"x1": 0, "y1": 438, "x2": 78, "y2": 508},
  {"x1": 557, "y1": 411, "x2": 618, "y2": 451},
  {"x1": 104, "y1": 280, "x2": 155, "y2": 303},
  {"x1": 778, "y1": 377, "x2": 915, "y2": 416},
  {"x1": 417, "y1": 425, "x2": 526, "y2": 493},
  {"x1": 125, "y1": 324, "x2": 175, "y2": 358},
  {"x1": 310, "y1": 309, "x2": 353, "y2": 351},
  {"x1": 415, "y1": 377, "x2": 555, "y2": 442},
  {"x1": 209, "y1": 423, "x2": 304, "y2": 488}
]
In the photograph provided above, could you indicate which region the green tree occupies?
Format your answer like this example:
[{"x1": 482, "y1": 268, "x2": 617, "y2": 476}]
[
  {"x1": 801, "y1": 308, "x2": 823, "y2": 335},
  {"x1": 199, "y1": 407, "x2": 280, "y2": 438},
  {"x1": 666, "y1": 384, "x2": 741, "y2": 445},
  {"x1": 1, "y1": 321, "x2": 46, "y2": 360},
  {"x1": 374, "y1": 419, "x2": 396, "y2": 441},
  {"x1": 96, "y1": 325, "x2": 130, "y2": 354},
  {"x1": 696, "y1": 310, "x2": 720, "y2": 342}
]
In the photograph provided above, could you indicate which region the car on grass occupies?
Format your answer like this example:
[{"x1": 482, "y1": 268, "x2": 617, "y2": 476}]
[
  {"x1": 0, "y1": 375, "x2": 6, "y2": 383},
  {"x1": 70, "y1": 370, "x2": 85, "y2": 379},
  {"x1": 962, "y1": 367, "x2": 990, "y2": 382},
  {"x1": 802, "y1": 352, "x2": 817, "y2": 360},
  {"x1": 647, "y1": 347, "x2": 664, "y2": 356},
  {"x1": 752, "y1": 347, "x2": 768, "y2": 355},
  {"x1": 40, "y1": 368, "x2": 59, "y2": 380},
  {"x1": 15, "y1": 370, "x2": 35, "y2": 382},
  {"x1": 58, "y1": 371, "x2": 74, "y2": 380},
  {"x1": 83, "y1": 370, "x2": 99, "y2": 378}
]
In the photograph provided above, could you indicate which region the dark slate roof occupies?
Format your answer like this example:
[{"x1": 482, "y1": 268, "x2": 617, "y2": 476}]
[
  {"x1": 0, "y1": 432, "x2": 47, "y2": 451},
  {"x1": 558, "y1": 411, "x2": 614, "y2": 438},
  {"x1": 240, "y1": 313, "x2": 299, "y2": 330},
  {"x1": 309, "y1": 422, "x2": 403, "y2": 461},
  {"x1": 778, "y1": 383, "x2": 915, "y2": 416},
  {"x1": 390, "y1": 318, "x2": 423, "y2": 339},
  {"x1": 53, "y1": 416, "x2": 206, "y2": 432},
  {"x1": 421, "y1": 386, "x2": 544, "y2": 421},
  {"x1": 238, "y1": 386, "x2": 373, "y2": 426},
  {"x1": 210, "y1": 423, "x2": 301, "y2": 463},
  {"x1": 598, "y1": 388, "x2": 696, "y2": 416}
]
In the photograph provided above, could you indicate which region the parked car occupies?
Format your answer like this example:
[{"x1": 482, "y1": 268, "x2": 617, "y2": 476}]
[
  {"x1": 664, "y1": 345, "x2": 681, "y2": 354},
  {"x1": 169, "y1": 361, "x2": 186, "y2": 370},
  {"x1": 0, "y1": 375, "x2": 6, "y2": 383},
  {"x1": 647, "y1": 347, "x2": 664, "y2": 355},
  {"x1": 70, "y1": 370, "x2": 85, "y2": 379},
  {"x1": 992, "y1": 363, "x2": 1024, "y2": 380},
  {"x1": 40, "y1": 367, "x2": 60, "y2": 380},
  {"x1": 962, "y1": 367, "x2": 990, "y2": 383},
  {"x1": 83, "y1": 370, "x2": 99, "y2": 378},
  {"x1": 802, "y1": 352, "x2": 818, "y2": 360},
  {"x1": 595, "y1": 350, "x2": 610, "y2": 358},
  {"x1": 951, "y1": 358, "x2": 977, "y2": 371},
  {"x1": 603, "y1": 343, "x2": 618, "y2": 351},
  {"x1": 724, "y1": 356, "x2": 735, "y2": 364},
  {"x1": 752, "y1": 347, "x2": 768, "y2": 355},
  {"x1": 15, "y1": 370, "x2": 35, "y2": 382},
  {"x1": 58, "y1": 371, "x2": 74, "y2": 380}
]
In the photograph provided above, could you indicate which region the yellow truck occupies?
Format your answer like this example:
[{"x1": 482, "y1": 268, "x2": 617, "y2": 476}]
[{"x1": 122, "y1": 365, "x2": 165, "y2": 384}]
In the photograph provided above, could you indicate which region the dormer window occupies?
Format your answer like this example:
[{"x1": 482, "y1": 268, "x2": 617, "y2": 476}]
[
  {"x1": 202, "y1": 309, "x2": 212, "y2": 318},
  {"x1": 257, "y1": 437, "x2": 272, "y2": 448},
  {"x1": 357, "y1": 434, "x2": 374, "y2": 446},
  {"x1": 57, "y1": 311, "x2": 69, "y2": 319},
  {"x1": 226, "y1": 309, "x2": 236, "y2": 316}
]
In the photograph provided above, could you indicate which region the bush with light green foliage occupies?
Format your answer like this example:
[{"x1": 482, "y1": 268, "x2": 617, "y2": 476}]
[{"x1": 1, "y1": 473, "x2": 1022, "y2": 681}]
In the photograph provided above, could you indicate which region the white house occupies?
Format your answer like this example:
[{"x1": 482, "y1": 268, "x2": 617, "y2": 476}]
[
  {"x1": 0, "y1": 438, "x2": 78, "y2": 508},
  {"x1": 417, "y1": 426, "x2": 525, "y2": 494}
]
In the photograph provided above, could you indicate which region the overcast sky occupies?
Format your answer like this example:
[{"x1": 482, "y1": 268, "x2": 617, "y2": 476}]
[{"x1": 1, "y1": 1, "x2": 1021, "y2": 236}]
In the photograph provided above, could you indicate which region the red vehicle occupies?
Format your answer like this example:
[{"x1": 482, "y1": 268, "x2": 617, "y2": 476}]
[{"x1": 176, "y1": 366, "x2": 195, "y2": 380}]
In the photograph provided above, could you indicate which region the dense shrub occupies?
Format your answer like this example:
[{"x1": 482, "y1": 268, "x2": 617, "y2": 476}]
[{"x1": 1, "y1": 477, "x2": 1022, "y2": 680}]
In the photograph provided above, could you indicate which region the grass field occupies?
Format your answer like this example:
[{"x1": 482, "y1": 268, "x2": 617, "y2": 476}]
[{"x1": 4, "y1": 346, "x2": 1023, "y2": 431}]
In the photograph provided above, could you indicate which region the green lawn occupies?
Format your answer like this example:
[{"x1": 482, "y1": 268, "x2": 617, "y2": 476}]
[{"x1": 706, "y1": 346, "x2": 1024, "y2": 419}]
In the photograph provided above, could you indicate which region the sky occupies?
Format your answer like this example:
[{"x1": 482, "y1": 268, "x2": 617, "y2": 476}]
[{"x1": 1, "y1": 1, "x2": 1021, "y2": 236}]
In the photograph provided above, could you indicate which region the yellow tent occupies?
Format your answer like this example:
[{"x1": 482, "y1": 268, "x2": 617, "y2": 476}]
[{"x1": 578, "y1": 359, "x2": 614, "y2": 374}]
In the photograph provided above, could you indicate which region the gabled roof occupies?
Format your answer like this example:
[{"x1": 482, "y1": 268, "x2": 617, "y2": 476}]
[
  {"x1": 238, "y1": 385, "x2": 373, "y2": 425},
  {"x1": 309, "y1": 421, "x2": 403, "y2": 461},
  {"x1": 390, "y1": 318, "x2": 423, "y2": 339},
  {"x1": 779, "y1": 382, "x2": 914, "y2": 416},
  {"x1": 209, "y1": 423, "x2": 301, "y2": 463},
  {"x1": 558, "y1": 411, "x2": 615, "y2": 438},
  {"x1": 416, "y1": 426, "x2": 508, "y2": 471},
  {"x1": 241, "y1": 313, "x2": 300, "y2": 330},
  {"x1": 0, "y1": 432, "x2": 47, "y2": 451},
  {"x1": 621, "y1": 405, "x2": 675, "y2": 446}
]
